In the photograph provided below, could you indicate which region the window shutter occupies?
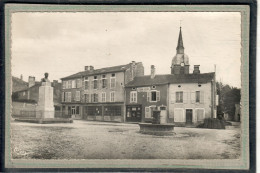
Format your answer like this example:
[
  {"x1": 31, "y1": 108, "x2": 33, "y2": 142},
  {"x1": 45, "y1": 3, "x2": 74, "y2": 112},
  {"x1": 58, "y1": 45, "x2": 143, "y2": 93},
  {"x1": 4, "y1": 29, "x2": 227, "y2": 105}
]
[
  {"x1": 200, "y1": 91, "x2": 204, "y2": 103},
  {"x1": 61, "y1": 92, "x2": 64, "y2": 102},
  {"x1": 171, "y1": 92, "x2": 175, "y2": 103},
  {"x1": 183, "y1": 92, "x2": 188, "y2": 103},
  {"x1": 156, "y1": 91, "x2": 160, "y2": 101},
  {"x1": 147, "y1": 91, "x2": 151, "y2": 102},
  {"x1": 191, "y1": 92, "x2": 195, "y2": 103}
]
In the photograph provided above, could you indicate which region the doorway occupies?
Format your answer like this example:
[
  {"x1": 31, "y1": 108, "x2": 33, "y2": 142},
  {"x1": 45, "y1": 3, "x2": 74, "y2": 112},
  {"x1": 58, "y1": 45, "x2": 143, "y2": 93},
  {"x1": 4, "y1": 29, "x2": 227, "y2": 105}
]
[{"x1": 186, "y1": 109, "x2": 193, "y2": 125}]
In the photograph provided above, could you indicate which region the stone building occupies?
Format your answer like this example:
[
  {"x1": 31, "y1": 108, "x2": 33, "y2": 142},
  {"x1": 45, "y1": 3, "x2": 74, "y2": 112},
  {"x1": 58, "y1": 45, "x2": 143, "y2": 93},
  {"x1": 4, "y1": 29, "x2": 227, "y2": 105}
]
[
  {"x1": 168, "y1": 27, "x2": 217, "y2": 126},
  {"x1": 60, "y1": 61, "x2": 144, "y2": 121},
  {"x1": 125, "y1": 27, "x2": 217, "y2": 125},
  {"x1": 12, "y1": 76, "x2": 62, "y2": 116}
]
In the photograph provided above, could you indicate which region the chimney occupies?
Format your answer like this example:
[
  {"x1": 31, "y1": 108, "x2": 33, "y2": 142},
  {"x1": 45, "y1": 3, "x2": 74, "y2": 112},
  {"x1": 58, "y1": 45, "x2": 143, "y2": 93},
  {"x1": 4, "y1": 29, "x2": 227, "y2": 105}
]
[
  {"x1": 193, "y1": 65, "x2": 200, "y2": 74},
  {"x1": 52, "y1": 80, "x2": 58, "y2": 87},
  {"x1": 151, "y1": 65, "x2": 156, "y2": 79},
  {"x1": 89, "y1": 66, "x2": 94, "y2": 71},
  {"x1": 28, "y1": 76, "x2": 35, "y2": 88},
  {"x1": 85, "y1": 66, "x2": 89, "y2": 71},
  {"x1": 20, "y1": 74, "x2": 23, "y2": 80}
]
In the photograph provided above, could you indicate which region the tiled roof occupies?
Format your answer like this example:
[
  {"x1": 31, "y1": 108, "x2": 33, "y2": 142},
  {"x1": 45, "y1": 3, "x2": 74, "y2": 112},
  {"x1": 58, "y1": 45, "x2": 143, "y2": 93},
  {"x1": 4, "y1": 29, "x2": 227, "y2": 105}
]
[
  {"x1": 12, "y1": 76, "x2": 28, "y2": 93},
  {"x1": 61, "y1": 63, "x2": 133, "y2": 80},
  {"x1": 125, "y1": 72, "x2": 215, "y2": 87}
]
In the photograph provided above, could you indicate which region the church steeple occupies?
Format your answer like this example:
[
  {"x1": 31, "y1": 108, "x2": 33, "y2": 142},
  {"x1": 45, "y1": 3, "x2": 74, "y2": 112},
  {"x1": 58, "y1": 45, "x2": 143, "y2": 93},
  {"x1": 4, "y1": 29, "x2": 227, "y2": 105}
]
[
  {"x1": 176, "y1": 27, "x2": 184, "y2": 54},
  {"x1": 171, "y1": 26, "x2": 190, "y2": 75}
]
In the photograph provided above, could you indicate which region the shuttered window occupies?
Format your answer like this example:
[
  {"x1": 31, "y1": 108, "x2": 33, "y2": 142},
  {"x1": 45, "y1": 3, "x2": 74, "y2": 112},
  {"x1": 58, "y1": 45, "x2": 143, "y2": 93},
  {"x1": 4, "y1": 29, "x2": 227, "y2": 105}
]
[
  {"x1": 176, "y1": 92, "x2": 183, "y2": 103},
  {"x1": 130, "y1": 91, "x2": 137, "y2": 103},
  {"x1": 174, "y1": 108, "x2": 185, "y2": 122},
  {"x1": 196, "y1": 109, "x2": 205, "y2": 121},
  {"x1": 148, "y1": 90, "x2": 160, "y2": 102}
]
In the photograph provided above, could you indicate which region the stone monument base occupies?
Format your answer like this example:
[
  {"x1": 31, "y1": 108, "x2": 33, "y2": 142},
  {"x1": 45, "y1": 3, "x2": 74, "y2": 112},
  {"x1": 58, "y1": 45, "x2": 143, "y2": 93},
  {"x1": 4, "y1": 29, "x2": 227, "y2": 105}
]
[{"x1": 36, "y1": 107, "x2": 55, "y2": 119}]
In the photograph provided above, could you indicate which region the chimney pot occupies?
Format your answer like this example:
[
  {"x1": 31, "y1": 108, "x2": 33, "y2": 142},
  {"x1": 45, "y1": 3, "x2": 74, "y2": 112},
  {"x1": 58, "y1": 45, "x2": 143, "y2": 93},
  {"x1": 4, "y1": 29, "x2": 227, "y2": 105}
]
[
  {"x1": 193, "y1": 65, "x2": 200, "y2": 74},
  {"x1": 89, "y1": 66, "x2": 94, "y2": 71},
  {"x1": 151, "y1": 65, "x2": 156, "y2": 79},
  {"x1": 28, "y1": 76, "x2": 35, "y2": 88},
  {"x1": 85, "y1": 66, "x2": 89, "y2": 71}
]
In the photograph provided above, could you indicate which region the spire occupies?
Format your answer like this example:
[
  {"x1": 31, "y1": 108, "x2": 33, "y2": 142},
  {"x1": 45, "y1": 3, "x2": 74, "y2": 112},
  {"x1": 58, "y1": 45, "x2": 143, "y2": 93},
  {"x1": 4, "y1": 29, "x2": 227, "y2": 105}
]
[{"x1": 176, "y1": 27, "x2": 184, "y2": 54}]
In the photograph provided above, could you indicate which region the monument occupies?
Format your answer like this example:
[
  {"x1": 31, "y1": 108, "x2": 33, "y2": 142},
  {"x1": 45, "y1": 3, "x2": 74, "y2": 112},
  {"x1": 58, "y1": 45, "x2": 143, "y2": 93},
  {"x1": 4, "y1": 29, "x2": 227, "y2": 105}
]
[{"x1": 36, "y1": 73, "x2": 55, "y2": 119}]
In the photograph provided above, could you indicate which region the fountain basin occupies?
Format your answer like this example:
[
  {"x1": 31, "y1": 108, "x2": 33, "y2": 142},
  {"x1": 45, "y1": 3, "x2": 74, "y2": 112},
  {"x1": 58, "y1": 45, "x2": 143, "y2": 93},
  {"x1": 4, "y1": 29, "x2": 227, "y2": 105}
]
[{"x1": 139, "y1": 123, "x2": 175, "y2": 135}]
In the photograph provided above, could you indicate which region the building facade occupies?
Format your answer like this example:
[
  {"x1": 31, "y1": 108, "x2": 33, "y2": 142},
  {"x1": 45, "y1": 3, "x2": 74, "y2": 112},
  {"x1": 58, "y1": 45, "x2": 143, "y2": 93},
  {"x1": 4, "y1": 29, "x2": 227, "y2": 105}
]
[
  {"x1": 125, "y1": 66, "x2": 169, "y2": 122},
  {"x1": 60, "y1": 61, "x2": 144, "y2": 122},
  {"x1": 168, "y1": 27, "x2": 217, "y2": 126},
  {"x1": 124, "y1": 27, "x2": 217, "y2": 126}
]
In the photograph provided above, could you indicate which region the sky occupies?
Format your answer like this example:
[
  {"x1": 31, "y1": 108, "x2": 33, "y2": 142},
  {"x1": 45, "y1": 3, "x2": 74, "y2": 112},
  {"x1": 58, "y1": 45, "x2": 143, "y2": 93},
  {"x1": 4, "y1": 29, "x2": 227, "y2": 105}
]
[{"x1": 11, "y1": 12, "x2": 241, "y2": 88}]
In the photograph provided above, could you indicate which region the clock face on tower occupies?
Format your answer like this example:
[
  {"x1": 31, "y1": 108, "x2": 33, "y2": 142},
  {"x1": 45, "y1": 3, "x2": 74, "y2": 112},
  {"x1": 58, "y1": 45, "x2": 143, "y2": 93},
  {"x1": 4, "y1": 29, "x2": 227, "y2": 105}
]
[{"x1": 181, "y1": 63, "x2": 184, "y2": 66}]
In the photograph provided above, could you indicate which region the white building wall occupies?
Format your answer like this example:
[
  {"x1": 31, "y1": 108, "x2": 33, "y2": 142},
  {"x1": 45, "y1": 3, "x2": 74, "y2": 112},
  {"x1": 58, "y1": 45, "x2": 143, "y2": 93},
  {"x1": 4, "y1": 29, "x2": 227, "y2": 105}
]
[{"x1": 169, "y1": 82, "x2": 213, "y2": 124}]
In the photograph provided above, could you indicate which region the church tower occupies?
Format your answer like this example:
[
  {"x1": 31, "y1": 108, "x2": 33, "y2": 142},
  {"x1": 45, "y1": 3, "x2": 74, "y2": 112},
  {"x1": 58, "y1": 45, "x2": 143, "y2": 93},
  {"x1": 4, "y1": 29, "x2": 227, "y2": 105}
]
[{"x1": 171, "y1": 27, "x2": 190, "y2": 74}]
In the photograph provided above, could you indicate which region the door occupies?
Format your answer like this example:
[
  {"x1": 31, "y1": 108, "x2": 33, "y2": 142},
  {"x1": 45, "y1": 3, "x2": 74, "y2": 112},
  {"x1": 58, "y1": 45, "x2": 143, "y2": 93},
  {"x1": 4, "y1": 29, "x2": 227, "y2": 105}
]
[
  {"x1": 160, "y1": 106, "x2": 167, "y2": 124},
  {"x1": 186, "y1": 109, "x2": 193, "y2": 125},
  {"x1": 126, "y1": 105, "x2": 142, "y2": 122}
]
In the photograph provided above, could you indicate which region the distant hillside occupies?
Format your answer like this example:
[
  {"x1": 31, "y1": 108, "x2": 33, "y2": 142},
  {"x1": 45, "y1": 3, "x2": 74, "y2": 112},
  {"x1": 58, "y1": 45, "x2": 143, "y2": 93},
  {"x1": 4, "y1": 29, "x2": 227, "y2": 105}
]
[{"x1": 12, "y1": 76, "x2": 28, "y2": 93}]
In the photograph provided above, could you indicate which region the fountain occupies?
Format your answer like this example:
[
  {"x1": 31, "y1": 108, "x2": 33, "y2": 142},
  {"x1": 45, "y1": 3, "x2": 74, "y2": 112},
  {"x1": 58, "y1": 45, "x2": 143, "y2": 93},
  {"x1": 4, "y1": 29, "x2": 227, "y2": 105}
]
[{"x1": 139, "y1": 109, "x2": 175, "y2": 135}]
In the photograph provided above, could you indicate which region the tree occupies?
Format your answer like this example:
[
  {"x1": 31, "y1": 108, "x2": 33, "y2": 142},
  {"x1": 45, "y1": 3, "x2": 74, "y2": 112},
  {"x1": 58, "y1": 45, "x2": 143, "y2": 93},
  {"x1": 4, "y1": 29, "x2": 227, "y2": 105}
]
[{"x1": 216, "y1": 81, "x2": 241, "y2": 120}]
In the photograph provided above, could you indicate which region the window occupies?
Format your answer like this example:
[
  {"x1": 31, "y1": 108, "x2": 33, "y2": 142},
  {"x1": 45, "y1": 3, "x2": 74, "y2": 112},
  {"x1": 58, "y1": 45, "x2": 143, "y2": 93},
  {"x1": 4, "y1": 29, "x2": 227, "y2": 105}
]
[
  {"x1": 65, "y1": 81, "x2": 69, "y2": 89},
  {"x1": 62, "y1": 81, "x2": 66, "y2": 89},
  {"x1": 62, "y1": 92, "x2": 65, "y2": 102},
  {"x1": 94, "y1": 76, "x2": 98, "y2": 89},
  {"x1": 86, "y1": 106, "x2": 102, "y2": 116},
  {"x1": 91, "y1": 93, "x2": 98, "y2": 102},
  {"x1": 101, "y1": 92, "x2": 106, "y2": 102},
  {"x1": 72, "y1": 80, "x2": 76, "y2": 88},
  {"x1": 68, "y1": 80, "x2": 72, "y2": 88},
  {"x1": 104, "y1": 106, "x2": 121, "y2": 116},
  {"x1": 110, "y1": 74, "x2": 116, "y2": 88},
  {"x1": 145, "y1": 107, "x2": 151, "y2": 118},
  {"x1": 130, "y1": 91, "x2": 137, "y2": 103},
  {"x1": 176, "y1": 91, "x2": 183, "y2": 103},
  {"x1": 76, "y1": 79, "x2": 82, "y2": 88},
  {"x1": 67, "y1": 92, "x2": 71, "y2": 102},
  {"x1": 147, "y1": 91, "x2": 160, "y2": 102},
  {"x1": 110, "y1": 92, "x2": 115, "y2": 102},
  {"x1": 84, "y1": 94, "x2": 89, "y2": 103},
  {"x1": 196, "y1": 91, "x2": 200, "y2": 103},
  {"x1": 102, "y1": 75, "x2": 107, "y2": 88},
  {"x1": 84, "y1": 81, "x2": 89, "y2": 90},
  {"x1": 75, "y1": 91, "x2": 80, "y2": 101}
]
